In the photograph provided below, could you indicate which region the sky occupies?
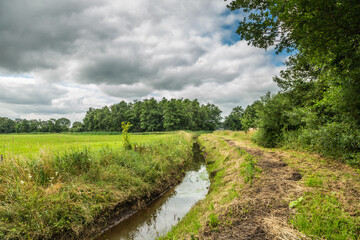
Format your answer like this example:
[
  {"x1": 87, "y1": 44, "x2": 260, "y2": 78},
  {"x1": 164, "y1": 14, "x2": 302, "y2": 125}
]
[{"x1": 0, "y1": 0, "x2": 286, "y2": 122}]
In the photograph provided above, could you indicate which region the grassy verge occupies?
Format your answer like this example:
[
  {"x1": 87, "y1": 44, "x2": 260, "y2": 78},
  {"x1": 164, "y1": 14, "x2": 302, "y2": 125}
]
[
  {"x1": 159, "y1": 134, "x2": 259, "y2": 239},
  {"x1": 212, "y1": 130, "x2": 360, "y2": 239},
  {"x1": 0, "y1": 132, "x2": 193, "y2": 239}
]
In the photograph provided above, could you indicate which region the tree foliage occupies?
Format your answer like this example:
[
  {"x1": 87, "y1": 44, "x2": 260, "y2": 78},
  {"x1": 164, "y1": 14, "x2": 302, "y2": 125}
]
[
  {"x1": 224, "y1": 106, "x2": 244, "y2": 130},
  {"x1": 227, "y1": 0, "x2": 360, "y2": 165},
  {"x1": 82, "y1": 98, "x2": 222, "y2": 132},
  {"x1": 0, "y1": 117, "x2": 72, "y2": 133}
]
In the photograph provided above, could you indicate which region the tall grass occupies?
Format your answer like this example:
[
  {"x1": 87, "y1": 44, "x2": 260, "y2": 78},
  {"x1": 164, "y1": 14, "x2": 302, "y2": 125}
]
[{"x1": 0, "y1": 132, "x2": 192, "y2": 239}]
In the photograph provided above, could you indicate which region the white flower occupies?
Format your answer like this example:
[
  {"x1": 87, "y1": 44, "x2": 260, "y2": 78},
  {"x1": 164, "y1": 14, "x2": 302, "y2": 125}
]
[
  {"x1": 28, "y1": 174, "x2": 32, "y2": 179},
  {"x1": 20, "y1": 180, "x2": 24, "y2": 184}
]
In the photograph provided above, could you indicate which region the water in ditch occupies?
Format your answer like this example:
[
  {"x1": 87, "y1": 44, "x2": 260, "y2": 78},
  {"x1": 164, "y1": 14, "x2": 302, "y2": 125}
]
[{"x1": 98, "y1": 142, "x2": 210, "y2": 240}]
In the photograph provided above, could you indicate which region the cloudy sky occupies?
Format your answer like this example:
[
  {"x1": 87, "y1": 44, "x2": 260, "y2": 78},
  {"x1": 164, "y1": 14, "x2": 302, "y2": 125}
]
[{"x1": 0, "y1": 0, "x2": 286, "y2": 122}]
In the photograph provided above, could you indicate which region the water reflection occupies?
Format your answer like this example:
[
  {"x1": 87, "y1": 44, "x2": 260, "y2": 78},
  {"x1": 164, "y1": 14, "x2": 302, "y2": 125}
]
[{"x1": 99, "y1": 144, "x2": 209, "y2": 240}]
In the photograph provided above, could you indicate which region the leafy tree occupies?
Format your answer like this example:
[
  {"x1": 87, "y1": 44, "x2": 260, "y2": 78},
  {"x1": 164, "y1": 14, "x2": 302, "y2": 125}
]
[
  {"x1": 110, "y1": 101, "x2": 131, "y2": 131},
  {"x1": 224, "y1": 106, "x2": 244, "y2": 130},
  {"x1": 201, "y1": 104, "x2": 222, "y2": 131},
  {"x1": 70, "y1": 121, "x2": 84, "y2": 132},
  {"x1": 15, "y1": 119, "x2": 30, "y2": 133},
  {"x1": 55, "y1": 118, "x2": 71, "y2": 132},
  {"x1": 0, "y1": 117, "x2": 15, "y2": 133},
  {"x1": 241, "y1": 100, "x2": 262, "y2": 132},
  {"x1": 163, "y1": 99, "x2": 184, "y2": 131},
  {"x1": 227, "y1": 0, "x2": 360, "y2": 164},
  {"x1": 129, "y1": 101, "x2": 143, "y2": 132},
  {"x1": 140, "y1": 98, "x2": 163, "y2": 132}
]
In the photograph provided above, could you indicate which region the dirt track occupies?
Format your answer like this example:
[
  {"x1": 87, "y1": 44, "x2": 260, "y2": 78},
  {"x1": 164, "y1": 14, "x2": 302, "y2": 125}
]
[{"x1": 200, "y1": 136, "x2": 308, "y2": 240}]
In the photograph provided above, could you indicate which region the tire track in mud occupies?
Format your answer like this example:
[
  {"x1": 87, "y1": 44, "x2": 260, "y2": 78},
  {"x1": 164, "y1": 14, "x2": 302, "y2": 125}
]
[{"x1": 201, "y1": 136, "x2": 307, "y2": 240}]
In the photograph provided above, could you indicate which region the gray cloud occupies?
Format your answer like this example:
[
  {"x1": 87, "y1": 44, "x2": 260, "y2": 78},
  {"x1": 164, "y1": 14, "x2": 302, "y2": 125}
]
[
  {"x1": 0, "y1": 0, "x2": 286, "y2": 121},
  {"x1": 0, "y1": 78, "x2": 66, "y2": 105}
]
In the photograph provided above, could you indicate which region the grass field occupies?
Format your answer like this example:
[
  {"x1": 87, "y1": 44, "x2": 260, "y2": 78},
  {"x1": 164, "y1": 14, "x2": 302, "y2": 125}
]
[
  {"x1": 0, "y1": 133, "x2": 171, "y2": 159},
  {"x1": 0, "y1": 132, "x2": 193, "y2": 239}
]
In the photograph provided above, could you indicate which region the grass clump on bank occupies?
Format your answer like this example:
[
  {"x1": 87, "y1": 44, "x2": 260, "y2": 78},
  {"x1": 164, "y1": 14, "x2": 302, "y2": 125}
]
[
  {"x1": 0, "y1": 132, "x2": 192, "y2": 239},
  {"x1": 290, "y1": 193, "x2": 360, "y2": 239}
]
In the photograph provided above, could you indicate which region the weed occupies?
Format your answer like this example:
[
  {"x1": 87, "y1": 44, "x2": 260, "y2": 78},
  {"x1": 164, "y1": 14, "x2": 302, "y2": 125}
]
[
  {"x1": 208, "y1": 213, "x2": 219, "y2": 231},
  {"x1": 240, "y1": 154, "x2": 259, "y2": 184},
  {"x1": 121, "y1": 122, "x2": 133, "y2": 150},
  {"x1": 305, "y1": 174, "x2": 324, "y2": 187}
]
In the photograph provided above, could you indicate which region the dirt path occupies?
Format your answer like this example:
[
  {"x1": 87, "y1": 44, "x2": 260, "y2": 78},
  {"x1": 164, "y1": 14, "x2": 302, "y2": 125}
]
[
  {"x1": 201, "y1": 136, "x2": 308, "y2": 240},
  {"x1": 162, "y1": 132, "x2": 360, "y2": 239}
]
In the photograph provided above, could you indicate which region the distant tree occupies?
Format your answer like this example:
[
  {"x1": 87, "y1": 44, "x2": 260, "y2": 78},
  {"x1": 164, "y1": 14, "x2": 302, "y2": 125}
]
[
  {"x1": 70, "y1": 121, "x2": 84, "y2": 132},
  {"x1": 129, "y1": 101, "x2": 143, "y2": 132},
  {"x1": 0, "y1": 117, "x2": 16, "y2": 133},
  {"x1": 224, "y1": 106, "x2": 244, "y2": 130},
  {"x1": 55, "y1": 118, "x2": 71, "y2": 132},
  {"x1": 110, "y1": 101, "x2": 131, "y2": 131},
  {"x1": 201, "y1": 104, "x2": 222, "y2": 131},
  {"x1": 241, "y1": 100, "x2": 262, "y2": 132},
  {"x1": 28, "y1": 119, "x2": 40, "y2": 132},
  {"x1": 163, "y1": 99, "x2": 183, "y2": 131},
  {"x1": 15, "y1": 119, "x2": 30, "y2": 133},
  {"x1": 140, "y1": 98, "x2": 163, "y2": 132}
]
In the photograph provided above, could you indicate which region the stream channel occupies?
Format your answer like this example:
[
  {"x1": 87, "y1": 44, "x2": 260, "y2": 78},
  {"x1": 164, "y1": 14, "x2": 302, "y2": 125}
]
[{"x1": 97, "y1": 142, "x2": 210, "y2": 240}]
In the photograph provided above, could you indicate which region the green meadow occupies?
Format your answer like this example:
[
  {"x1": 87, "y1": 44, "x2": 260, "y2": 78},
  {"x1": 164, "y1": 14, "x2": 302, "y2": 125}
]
[
  {"x1": 0, "y1": 133, "x2": 169, "y2": 159},
  {"x1": 0, "y1": 132, "x2": 193, "y2": 239}
]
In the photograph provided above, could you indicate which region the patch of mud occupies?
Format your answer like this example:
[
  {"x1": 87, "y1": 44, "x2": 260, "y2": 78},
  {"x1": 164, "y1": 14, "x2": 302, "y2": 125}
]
[
  {"x1": 287, "y1": 172, "x2": 302, "y2": 181},
  {"x1": 260, "y1": 160, "x2": 288, "y2": 169}
]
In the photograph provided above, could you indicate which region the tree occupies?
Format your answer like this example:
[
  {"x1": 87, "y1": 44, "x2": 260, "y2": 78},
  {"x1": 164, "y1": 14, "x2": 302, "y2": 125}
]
[
  {"x1": 140, "y1": 98, "x2": 163, "y2": 132},
  {"x1": 0, "y1": 117, "x2": 15, "y2": 133},
  {"x1": 224, "y1": 106, "x2": 244, "y2": 130},
  {"x1": 70, "y1": 121, "x2": 84, "y2": 132},
  {"x1": 241, "y1": 100, "x2": 262, "y2": 132},
  {"x1": 15, "y1": 119, "x2": 30, "y2": 133},
  {"x1": 110, "y1": 101, "x2": 131, "y2": 131},
  {"x1": 163, "y1": 99, "x2": 184, "y2": 131},
  {"x1": 55, "y1": 118, "x2": 71, "y2": 132},
  {"x1": 226, "y1": 0, "x2": 360, "y2": 61},
  {"x1": 201, "y1": 104, "x2": 222, "y2": 131}
]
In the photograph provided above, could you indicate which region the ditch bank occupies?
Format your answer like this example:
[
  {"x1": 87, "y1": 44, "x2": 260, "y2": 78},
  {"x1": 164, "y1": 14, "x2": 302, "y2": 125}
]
[
  {"x1": 52, "y1": 155, "x2": 189, "y2": 240},
  {"x1": 0, "y1": 133, "x2": 194, "y2": 240},
  {"x1": 93, "y1": 142, "x2": 210, "y2": 240}
]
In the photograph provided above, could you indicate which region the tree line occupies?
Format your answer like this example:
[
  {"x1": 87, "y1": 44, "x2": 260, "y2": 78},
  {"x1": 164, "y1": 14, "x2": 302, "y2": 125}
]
[
  {"x1": 0, "y1": 117, "x2": 71, "y2": 133},
  {"x1": 0, "y1": 98, "x2": 222, "y2": 133},
  {"x1": 82, "y1": 98, "x2": 222, "y2": 132}
]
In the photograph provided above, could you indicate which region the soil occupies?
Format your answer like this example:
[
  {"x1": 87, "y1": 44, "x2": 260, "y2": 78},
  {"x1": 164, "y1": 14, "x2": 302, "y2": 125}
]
[{"x1": 198, "y1": 136, "x2": 308, "y2": 240}]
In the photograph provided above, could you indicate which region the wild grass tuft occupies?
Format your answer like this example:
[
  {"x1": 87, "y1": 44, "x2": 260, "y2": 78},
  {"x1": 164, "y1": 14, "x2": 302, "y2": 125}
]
[{"x1": 239, "y1": 153, "x2": 259, "y2": 185}]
